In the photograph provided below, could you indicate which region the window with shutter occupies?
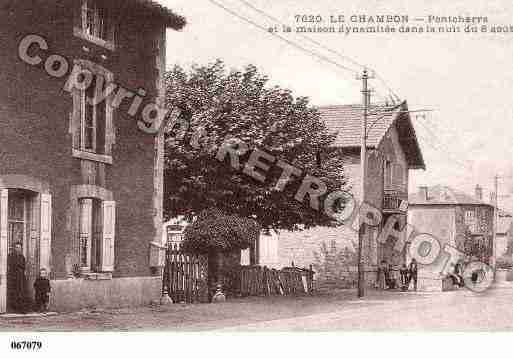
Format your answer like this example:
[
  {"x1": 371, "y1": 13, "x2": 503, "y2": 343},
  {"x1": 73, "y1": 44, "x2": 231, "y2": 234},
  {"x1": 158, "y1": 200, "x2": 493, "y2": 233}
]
[
  {"x1": 0, "y1": 189, "x2": 8, "y2": 314},
  {"x1": 39, "y1": 193, "x2": 52, "y2": 272},
  {"x1": 100, "y1": 201, "x2": 115, "y2": 272},
  {"x1": 79, "y1": 198, "x2": 93, "y2": 271}
]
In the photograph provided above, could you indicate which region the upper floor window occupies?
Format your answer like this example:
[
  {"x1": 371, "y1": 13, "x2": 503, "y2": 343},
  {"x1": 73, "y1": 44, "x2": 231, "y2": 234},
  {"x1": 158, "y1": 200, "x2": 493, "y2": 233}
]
[
  {"x1": 384, "y1": 160, "x2": 406, "y2": 190},
  {"x1": 70, "y1": 59, "x2": 114, "y2": 164},
  {"x1": 81, "y1": 76, "x2": 106, "y2": 153},
  {"x1": 384, "y1": 160, "x2": 392, "y2": 188},
  {"x1": 74, "y1": 0, "x2": 115, "y2": 50},
  {"x1": 465, "y1": 209, "x2": 477, "y2": 232}
]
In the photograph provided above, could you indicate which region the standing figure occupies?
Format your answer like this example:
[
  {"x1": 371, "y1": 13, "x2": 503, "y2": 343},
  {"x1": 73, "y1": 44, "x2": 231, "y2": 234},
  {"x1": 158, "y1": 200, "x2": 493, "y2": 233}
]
[
  {"x1": 399, "y1": 263, "x2": 409, "y2": 291},
  {"x1": 377, "y1": 260, "x2": 387, "y2": 290},
  {"x1": 7, "y1": 242, "x2": 28, "y2": 313},
  {"x1": 34, "y1": 268, "x2": 51, "y2": 312},
  {"x1": 408, "y1": 258, "x2": 418, "y2": 291},
  {"x1": 386, "y1": 263, "x2": 396, "y2": 289}
]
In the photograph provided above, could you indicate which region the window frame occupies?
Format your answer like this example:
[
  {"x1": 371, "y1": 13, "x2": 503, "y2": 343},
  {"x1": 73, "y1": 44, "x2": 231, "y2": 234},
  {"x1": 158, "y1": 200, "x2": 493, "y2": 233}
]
[
  {"x1": 78, "y1": 197, "x2": 115, "y2": 274},
  {"x1": 384, "y1": 159, "x2": 392, "y2": 189},
  {"x1": 73, "y1": 0, "x2": 116, "y2": 51},
  {"x1": 81, "y1": 84, "x2": 98, "y2": 153},
  {"x1": 465, "y1": 209, "x2": 477, "y2": 232},
  {"x1": 70, "y1": 59, "x2": 114, "y2": 165}
]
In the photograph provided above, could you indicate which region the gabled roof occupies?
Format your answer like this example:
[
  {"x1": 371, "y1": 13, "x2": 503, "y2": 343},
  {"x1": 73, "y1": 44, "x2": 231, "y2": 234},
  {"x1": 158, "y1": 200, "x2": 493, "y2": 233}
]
[
  {"x1": 133, "y1": 0, "x2": 186, "y2": 29},
  {"x1": 318, "y1": 101, "x2": 425, "y2": 169},
  {"x1": 409, "y1": 185, "x2": 494, "y2": 207}
]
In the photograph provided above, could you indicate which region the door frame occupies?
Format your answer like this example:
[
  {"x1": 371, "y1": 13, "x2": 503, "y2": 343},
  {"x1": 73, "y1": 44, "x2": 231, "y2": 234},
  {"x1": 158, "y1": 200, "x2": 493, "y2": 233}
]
[{"x1": 0, "y1": 175, "x2": 50, "y2": 314}]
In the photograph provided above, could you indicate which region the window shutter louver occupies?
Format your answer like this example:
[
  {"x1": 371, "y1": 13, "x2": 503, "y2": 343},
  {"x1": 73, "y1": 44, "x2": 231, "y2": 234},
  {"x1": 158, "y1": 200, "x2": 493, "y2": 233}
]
[
  {"x1": 40, "y1": 193, "x2": 52, "y2": 272},
  {"x1": 0, "y1": 189, "x2": 8, "y2": 313},
  {"x1": 101, "y1": 200, "x2": 115, "y2": 272}
]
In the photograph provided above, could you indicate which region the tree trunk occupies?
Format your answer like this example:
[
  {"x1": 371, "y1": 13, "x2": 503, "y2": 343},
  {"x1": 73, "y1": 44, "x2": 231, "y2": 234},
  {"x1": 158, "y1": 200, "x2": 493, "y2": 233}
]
[
  {"x1": 207, "y1": 249, "x2": 242, "y2": 298},
  {"x1": 207, "y1": 250, "x2": 222, "y2": 296}
]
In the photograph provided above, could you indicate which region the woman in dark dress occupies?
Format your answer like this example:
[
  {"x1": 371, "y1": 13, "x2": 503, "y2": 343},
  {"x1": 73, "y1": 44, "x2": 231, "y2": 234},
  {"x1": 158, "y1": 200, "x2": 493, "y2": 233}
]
[{"x1": 7, "y1": 243, "x2": 28, "y2": 313}]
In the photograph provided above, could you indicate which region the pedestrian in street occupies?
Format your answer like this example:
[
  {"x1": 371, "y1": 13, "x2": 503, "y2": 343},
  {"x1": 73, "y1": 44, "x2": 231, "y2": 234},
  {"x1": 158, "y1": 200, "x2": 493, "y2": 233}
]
[
  {"x1": 400, "y1": 263, "x2": 409, "y2": 291},
  {"x1": 408, "y1": 258, "x2": 418, "y2": 291},
  {"x1": 34, "y1": 268, "x2": 51, "y2": 313},
  {"x1": 7, "y1": 242, "x2": 28, "y2": 313},
  {"x1": 386, "y1": 263, "x2": 397, "y2": 289},
  {"x1": 452, "y1": 262, "x2": 464, "y2": 287},
  {"x1": 377, "y1": 260, "x2": 387, "y2": 290}
]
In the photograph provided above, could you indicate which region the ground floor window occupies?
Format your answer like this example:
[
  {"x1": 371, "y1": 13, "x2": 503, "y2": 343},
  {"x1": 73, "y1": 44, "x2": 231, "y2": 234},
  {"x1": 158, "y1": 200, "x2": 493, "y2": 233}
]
[{"x1": 78, "y1": 198, "x2": 116, "y2": 273}]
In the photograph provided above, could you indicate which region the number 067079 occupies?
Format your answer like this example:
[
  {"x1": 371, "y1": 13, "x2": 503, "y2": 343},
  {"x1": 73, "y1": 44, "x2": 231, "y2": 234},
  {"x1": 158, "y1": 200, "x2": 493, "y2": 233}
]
[{"x1": 11, "y1": 341, "x2": 43, "y2": 350}]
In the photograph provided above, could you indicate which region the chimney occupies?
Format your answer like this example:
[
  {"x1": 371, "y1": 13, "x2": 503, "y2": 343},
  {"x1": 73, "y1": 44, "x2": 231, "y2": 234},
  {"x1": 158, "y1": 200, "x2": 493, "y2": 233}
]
[
  {"x1": 419, "y1": 186, "x2": 429, "y2": 200},
  {"x1": 475, "y1": 184, "x2": 483, "y2": 200}
]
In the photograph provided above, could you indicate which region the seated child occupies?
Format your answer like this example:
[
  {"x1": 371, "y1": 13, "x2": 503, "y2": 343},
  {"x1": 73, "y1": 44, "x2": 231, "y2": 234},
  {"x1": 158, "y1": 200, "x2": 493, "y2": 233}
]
[{"x1": 34, "y1": 268, "x2": 51, "y2": 312}]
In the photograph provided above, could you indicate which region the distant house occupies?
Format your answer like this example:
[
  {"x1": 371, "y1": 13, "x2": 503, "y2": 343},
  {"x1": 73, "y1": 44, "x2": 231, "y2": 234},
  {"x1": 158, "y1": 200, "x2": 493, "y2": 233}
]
[
  {"x1": 271, "y1": 101, "x2": 425, "y2": 288},
  {"x1": 0, "y1": 0, "x2": 185, "y2": 312},
  {"x1": 408, "y1": 185, "x2": 495, "y2": 290}
]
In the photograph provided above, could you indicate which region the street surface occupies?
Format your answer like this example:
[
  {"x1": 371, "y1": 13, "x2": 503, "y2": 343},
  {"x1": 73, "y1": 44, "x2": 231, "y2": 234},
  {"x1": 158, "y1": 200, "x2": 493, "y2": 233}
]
[{"x1": 1, "y1": 282, "x2": 513, "y2": 331}]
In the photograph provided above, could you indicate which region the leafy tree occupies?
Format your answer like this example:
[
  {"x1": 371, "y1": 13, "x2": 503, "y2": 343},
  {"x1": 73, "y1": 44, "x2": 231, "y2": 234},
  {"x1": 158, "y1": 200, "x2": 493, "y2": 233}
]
[
  {"x1": 182, "y1": 208, "x2": 261, "y2": 295},
  {"x1": 163, "y1": 60, "x2": 347, "y2": 231},
  {"x1": 182, "y1": 208, "x2": 260, "y2": 254}
]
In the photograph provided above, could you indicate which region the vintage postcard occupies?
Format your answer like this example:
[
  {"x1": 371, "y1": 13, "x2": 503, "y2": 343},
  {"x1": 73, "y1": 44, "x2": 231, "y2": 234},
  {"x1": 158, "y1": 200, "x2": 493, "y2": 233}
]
[{"x1": 1, "y1": 0, "x2": 513, "y2": 357}]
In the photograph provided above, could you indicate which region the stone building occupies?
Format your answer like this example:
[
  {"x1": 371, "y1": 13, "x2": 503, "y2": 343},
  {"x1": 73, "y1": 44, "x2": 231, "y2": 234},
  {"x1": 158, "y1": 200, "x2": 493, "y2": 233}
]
[
  {"x1": 0, "y1": 0, "x2": 185, "y2": 312},
  {"x1": 271, "y1": 101, "x2": 425, "y2": 289},
  {"x1": 408, "y1": 184, "x2": 495, "y2": 290}
]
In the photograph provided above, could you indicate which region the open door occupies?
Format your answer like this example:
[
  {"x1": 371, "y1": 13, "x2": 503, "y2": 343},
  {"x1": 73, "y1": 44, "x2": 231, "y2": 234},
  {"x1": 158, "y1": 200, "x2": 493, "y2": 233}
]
[{"x1": 0, "y1": 189, "x2": 8, "y2": 313}]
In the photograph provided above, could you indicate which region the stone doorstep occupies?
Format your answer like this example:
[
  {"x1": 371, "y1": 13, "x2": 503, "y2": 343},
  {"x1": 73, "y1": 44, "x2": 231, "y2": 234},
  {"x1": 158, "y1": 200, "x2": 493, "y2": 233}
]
[{"x1": 0, "y1": 312, "x2": 58, "y2": 319}]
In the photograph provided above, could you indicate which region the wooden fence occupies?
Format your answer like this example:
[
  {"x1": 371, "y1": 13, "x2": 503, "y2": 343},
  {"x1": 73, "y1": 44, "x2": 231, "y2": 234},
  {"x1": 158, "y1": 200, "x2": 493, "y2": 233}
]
[
  {"x1": 163, "y1": 243, "x2": 209, "y2": 303},
  {"x1": 238, "y1": 265, "x2": 315, "y2": 297}
]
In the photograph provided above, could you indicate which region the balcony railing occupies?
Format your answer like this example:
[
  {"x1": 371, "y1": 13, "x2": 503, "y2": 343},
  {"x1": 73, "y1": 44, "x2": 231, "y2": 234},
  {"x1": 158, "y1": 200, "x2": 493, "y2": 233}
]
[{"x1": 383, "y1": 189, "x2": 408, "y2": 213}]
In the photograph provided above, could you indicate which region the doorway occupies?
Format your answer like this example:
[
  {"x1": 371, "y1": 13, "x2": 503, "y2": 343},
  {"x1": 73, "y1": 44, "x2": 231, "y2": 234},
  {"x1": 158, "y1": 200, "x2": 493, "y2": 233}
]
[{"x1": 3, "y1": 189, "x2": 37, "y2": 313}]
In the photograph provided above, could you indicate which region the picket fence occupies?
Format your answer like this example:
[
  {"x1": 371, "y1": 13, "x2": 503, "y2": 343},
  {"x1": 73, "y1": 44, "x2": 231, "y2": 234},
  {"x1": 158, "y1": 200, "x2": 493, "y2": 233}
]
[
  {"x1": 238, "y1": 265, "x2": 315, "y2": 297},
  {"x1": 163, "y1": 243, "x2": 209, "y2": 303}
]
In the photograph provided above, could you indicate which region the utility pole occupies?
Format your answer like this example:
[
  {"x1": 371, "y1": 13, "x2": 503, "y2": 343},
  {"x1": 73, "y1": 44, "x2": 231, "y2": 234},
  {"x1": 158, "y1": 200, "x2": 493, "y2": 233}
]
[
  {"x1": 492, "y1": 174, "x2": 499, "y2": 270},
  {"x1": 358, "y1": 69, "x2": 372, "y2": 298}
]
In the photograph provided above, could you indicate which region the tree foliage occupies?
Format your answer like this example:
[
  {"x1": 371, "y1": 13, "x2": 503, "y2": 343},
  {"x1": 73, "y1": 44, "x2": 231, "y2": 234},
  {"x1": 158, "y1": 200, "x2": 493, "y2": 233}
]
[
  {"x1": 182, "y1": 208, "x2": 261, "y2": 254},
  {"x1": 164, "y1": 60, "x2": 347, "y2": 231}
]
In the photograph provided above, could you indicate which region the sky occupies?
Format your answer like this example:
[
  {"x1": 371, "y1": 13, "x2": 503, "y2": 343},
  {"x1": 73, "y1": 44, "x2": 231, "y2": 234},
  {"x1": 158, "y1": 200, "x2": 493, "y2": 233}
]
[{"x1": 162, "y1": 0, "x2": 513, "y2": 211}]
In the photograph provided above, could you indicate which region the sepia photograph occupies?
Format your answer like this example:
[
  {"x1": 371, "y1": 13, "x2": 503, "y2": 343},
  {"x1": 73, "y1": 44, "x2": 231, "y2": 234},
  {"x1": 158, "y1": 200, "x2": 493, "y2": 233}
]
[{"x1": 1, "y1": 0, "x2": 513, "y2": 357}]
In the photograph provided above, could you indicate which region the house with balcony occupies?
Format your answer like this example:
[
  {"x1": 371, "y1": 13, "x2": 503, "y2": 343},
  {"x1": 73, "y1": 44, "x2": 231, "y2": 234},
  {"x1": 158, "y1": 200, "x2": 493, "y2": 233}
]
[
  {"x1": 408, "y1": 184, "x2": 495, "y2": 290},
  {"x1": 272, "y1": 101, "x2": 425, "y2": 289},
  {"x1": 0, "y1": 0, "x2": 185, "y2": 313}
]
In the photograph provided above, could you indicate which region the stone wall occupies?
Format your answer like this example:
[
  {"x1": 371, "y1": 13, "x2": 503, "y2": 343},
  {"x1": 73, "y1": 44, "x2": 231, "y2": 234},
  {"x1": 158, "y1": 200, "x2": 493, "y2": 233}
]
[{"x1": 49, "y1": 276, "x2": 161, "y2": 312}]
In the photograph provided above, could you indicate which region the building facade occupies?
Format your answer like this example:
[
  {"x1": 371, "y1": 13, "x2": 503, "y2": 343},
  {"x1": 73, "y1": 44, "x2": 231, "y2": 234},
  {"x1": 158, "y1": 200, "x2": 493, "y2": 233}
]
[
  {"x1": 408, "y1": 185, "x2": 495, "y2": 290},
  {"x1": 0, "y1": 0, "x2": 185, "y2": 312},
  {"x1": 275, "y1": 102, "x2": 425, "y2": 289}
]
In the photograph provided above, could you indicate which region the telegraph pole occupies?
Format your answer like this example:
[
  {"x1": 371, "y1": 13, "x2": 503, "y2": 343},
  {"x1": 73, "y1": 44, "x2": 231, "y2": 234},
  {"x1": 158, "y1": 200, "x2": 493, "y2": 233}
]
[
  {"x1": 492, "y1": 174, "x2": 499, "y2": 269},
  {"x1": 358, "y1": 69, "x2": 372, "y2": 298}
]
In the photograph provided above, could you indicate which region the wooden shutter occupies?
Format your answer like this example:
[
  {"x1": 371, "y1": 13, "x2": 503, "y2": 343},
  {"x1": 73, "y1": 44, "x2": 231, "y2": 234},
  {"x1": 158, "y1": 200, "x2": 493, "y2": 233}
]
[
  {"x1": 40, "y1": 193, "x2": 52, "y2": 272},
  {"x1": 0, "y1": 189, "x2": 8, "y2": 313},
  {"x1": 101, "y1": 200, "x2": 115, "y2": 272}
]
